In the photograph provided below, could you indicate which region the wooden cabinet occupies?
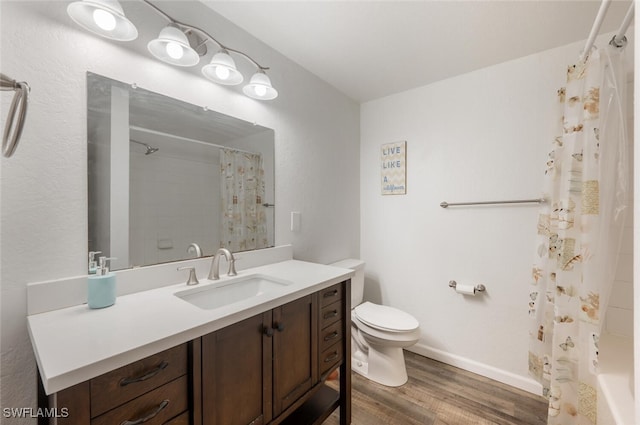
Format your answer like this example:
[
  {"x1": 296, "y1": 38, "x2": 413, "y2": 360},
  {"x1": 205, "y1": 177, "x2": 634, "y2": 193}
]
[
  {"x1": 202, "y1": 294, "x2": 319, "y2": 424},
  {"x1": 202, "y1": 312, "x2": 273, "y2": 425},
  {"x1": 279, "y1": 281, "x2": 351, "y2": 425},
  {"x1": 42, "y1": 343, "x2": 192, "y2": 425},
  {"x1": 90, "y1": 344, "x2": 188, "y2": 418},
  {"x1": 39, "y1": 280, "x2": 351, "y2": 425},
  {"x1": 272, "y1": 294, "x2": 318, "y2": 416},
  {"x1": 318, "y1": 284, "x2": 344, "y2": 379},
  {"x1": 200, "y1": 282, "x2": 351, "y2": 425},
  {"x1": 91, "y1": 376, "x2": 189, "y2": 425}
]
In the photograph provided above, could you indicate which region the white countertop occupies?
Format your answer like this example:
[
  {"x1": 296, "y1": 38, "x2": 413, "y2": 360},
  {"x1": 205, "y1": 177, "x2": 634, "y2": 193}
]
[{"x1": 28, "y1": 259, "x2": 353, "y2": 395}]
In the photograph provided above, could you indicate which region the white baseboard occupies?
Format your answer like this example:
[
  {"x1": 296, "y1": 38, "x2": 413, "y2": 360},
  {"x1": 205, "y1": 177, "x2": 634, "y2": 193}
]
[{"x1": 407, "y1": 343, "x2": 543, "y2": 396}]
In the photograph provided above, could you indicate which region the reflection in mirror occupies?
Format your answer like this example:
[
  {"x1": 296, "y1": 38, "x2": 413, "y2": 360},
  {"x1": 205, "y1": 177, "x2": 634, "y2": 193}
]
[{"x1": 87, "y1": 73, "x2": 275, "y2": 271}]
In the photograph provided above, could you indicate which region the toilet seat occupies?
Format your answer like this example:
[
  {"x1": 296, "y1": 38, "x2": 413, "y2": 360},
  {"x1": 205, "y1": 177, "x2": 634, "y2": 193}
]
[{"x1": 354, "y1": 302, "x2": 419, "y2": 332}]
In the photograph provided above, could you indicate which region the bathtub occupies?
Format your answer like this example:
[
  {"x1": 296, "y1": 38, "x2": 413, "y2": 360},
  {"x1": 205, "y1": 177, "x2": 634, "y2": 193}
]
[{"x1": 597, "y1": 333, "x2": 634, "y2": 425}]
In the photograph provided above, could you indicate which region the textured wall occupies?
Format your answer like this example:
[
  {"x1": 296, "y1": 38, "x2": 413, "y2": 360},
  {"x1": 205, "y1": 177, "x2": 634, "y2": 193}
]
[
  {"x1": 360, "y1": 32, "x2": 634, "y2": 393},
  {"x1": 0, "y1": 2, "x2": 359, "y2": 421}
]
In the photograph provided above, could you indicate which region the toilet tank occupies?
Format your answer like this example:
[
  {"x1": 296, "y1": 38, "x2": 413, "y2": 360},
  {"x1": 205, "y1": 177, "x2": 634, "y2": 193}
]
[{"x1": 329, "y1": 259, "x2": 365, "y2": 307}]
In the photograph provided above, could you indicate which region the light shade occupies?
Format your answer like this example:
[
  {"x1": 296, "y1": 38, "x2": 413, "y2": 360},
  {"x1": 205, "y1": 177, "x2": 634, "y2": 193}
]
[
  {"x1": 147, "y1": 25, "x2": 200, "y2": 67},
  {"x1": 201, "y1": 50, "x2": 244, "y2": 86},
  {"x1": 243, "y1": 71, "x2": 278, "y2": 100},
  {"x1": 67, "y1": 0, "x2": 138, "y2": 41}
]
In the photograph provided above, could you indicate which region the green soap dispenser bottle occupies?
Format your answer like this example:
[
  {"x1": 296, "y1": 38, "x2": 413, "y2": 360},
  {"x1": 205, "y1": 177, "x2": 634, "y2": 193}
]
[{"x1": 88, "y1": 256, "x2": 116, "y2": 309}]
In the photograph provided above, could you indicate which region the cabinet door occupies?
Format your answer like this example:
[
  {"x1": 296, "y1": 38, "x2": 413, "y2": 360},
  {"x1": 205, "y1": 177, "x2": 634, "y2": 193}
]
[
  {"x1": 272, "y1": 294, "x2": 318, "y2": 417},
  {"x1": 202, "y1": 312, "x2": 273, "y2": 425}
]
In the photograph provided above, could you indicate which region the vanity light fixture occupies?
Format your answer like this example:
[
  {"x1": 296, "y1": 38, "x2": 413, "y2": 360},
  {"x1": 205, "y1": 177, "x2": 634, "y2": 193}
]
[
  {"x1": 67, "y1": 0, "x2": 138, "y2": 41},
  {"x1": 243, "y1": 70, "x2": 278, "y2": 100},
  {"x1": 147, "y1": 24, "x2": 200, "y2": 67},
  {"x1": 66, "y1": 0, "x2": 278, "y2": 100},
  {"x1": 201, "y1": 49, "x2": 244, "y2": 86}
]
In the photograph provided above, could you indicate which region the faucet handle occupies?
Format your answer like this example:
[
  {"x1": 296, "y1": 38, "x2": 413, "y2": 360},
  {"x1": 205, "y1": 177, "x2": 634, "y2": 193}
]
[
  {"x1": 227, "y1": 254, "x2": 237, "y2": 277},
  {"x1": 177, "y1": 266, "x2": 199, "y2": 286}
]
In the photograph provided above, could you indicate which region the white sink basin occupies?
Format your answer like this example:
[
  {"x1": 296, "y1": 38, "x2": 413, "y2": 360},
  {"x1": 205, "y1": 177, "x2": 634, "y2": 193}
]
[{"x1": 175, "y1": 274, "x2": 292, "y2": 310}]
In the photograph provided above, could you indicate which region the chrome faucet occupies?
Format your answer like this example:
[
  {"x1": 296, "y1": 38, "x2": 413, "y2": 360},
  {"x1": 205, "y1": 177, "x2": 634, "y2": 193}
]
[
  {"x1": 187, "y1": 242, "x2": 203, "y2": 258},
  {"x1": 208, "y1": 248, "x2": 237, "y2": 280}
]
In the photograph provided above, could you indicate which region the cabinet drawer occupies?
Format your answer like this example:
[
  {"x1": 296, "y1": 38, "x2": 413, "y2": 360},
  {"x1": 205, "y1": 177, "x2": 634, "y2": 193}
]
[
  {"x1": 92, "y1": 375, "x2": 189, "y2": 425},
  {"x1": 164, "y1": 411, "x2": 189, "y2": 425},
  {"x1": 91, "y1": 344, "x2": 188, "y2": 417},
  {"x1": 320, "y1": 300, "x2": 343, "y2": 329},
  {"x1": 319, "y1": 320, "x2": 342, "y2": 352},
  {"x1": 319, "y1": 283, "x2": 342, "y2": 308},
  {"x1": 320, "y1": 342, "x2": 343, "y2": 377}
]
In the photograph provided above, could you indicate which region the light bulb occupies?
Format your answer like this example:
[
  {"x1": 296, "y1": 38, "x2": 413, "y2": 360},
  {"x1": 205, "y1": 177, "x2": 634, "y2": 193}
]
[
  {"x1": 165, "y1": 42, "x2": 184, "y2": 60},
  {"x1": 93, "y1": 8, "x2": 116, "y2": 31},
  {"x1": 255, "y1": 85, "x2": 267, "y2": 97},
  {"x1": 215, "y1": 66, "x2": 230, "y2": 80}
]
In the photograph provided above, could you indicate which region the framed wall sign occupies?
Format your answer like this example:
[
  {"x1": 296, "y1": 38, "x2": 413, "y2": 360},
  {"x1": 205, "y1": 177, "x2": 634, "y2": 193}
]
[{"x1": 381, "y1": 141, "x2": 406, "y2": 195}]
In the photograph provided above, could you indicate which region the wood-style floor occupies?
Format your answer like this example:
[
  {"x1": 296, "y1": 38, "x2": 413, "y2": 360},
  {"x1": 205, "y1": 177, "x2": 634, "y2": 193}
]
[{"x1": 324, "y1": 351, "x2": 548, "y2": 425}]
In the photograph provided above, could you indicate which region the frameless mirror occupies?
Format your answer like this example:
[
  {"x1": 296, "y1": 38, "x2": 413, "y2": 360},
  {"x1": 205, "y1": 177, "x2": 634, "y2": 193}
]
[{"x1": 87, "y1": 73, "x2": 275, "y2": 271}]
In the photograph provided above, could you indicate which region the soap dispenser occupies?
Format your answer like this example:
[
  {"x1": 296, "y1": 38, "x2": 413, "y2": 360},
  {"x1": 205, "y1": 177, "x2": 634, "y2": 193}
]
[
  {"x1": 87, "y1": 256, "x2": 116, "y2": 309},
  {"x1": 88, "y1": 251, "x2": 101, "y2": 275}
]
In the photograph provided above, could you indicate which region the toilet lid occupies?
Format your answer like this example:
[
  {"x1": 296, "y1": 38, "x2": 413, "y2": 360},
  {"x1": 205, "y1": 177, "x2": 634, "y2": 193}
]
[{"x1": 354, "y1": 302, "x2": 419, "y2": 332}]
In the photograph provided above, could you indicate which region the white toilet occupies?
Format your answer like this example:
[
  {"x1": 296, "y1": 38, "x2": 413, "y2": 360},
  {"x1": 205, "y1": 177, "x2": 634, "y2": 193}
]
[{"x1": 330, "y1": 259, "x2": 420, "y2": 387}]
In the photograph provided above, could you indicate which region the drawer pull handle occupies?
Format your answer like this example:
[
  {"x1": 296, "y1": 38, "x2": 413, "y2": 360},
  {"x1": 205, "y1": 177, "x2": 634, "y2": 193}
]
[
  {"x1": 323, "y1": 310, "x2": 338, "y2": 319},
  {"x1": 324, "y1": 331, "x2": 339, "y2": 341},
  {"x1": 323, "y1": 289, "x2": 338, "y2": 298},
  {"x1": 120, "y1": 399, "x2": 169, "y2": 425},
  {"x1": 119, "y1": 361, "x2": 169, "y2": 387},
  {"x1": 324, "y1": 352, "x2": 339, "y2": 363}
]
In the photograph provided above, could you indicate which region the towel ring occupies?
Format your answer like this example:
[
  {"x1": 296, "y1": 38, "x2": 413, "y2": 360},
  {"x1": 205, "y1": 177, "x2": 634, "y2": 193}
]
[{"x1": 1, "y1": 73, "x2": 30, "y2": 158}]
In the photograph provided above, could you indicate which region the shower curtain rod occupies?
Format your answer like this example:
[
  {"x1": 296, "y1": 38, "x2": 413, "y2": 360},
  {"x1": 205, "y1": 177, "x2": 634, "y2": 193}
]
[
  {"x1": 580, "y1": 0, "x2": 635, "y2": 61},
  {"x1": 611, "y1": 2, "x2": 635, "y2": 47},
  {"x1": 129, "y1": 125, "x2": 258, "y2": 156}
]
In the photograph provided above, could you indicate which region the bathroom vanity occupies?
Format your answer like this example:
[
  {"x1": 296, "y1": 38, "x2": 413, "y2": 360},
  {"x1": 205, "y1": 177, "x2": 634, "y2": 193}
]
[{"x1": 30, "y1": 258, "x2": 351, "y2": 425}]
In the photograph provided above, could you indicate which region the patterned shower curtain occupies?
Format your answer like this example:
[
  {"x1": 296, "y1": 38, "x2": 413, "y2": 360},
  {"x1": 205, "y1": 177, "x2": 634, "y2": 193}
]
[
  {"x1": 528, "y1": 46, "x2": 629, "y2": 424},
  {"x1": 220, "y1": 148, "x2": 268, "y2": 252}
]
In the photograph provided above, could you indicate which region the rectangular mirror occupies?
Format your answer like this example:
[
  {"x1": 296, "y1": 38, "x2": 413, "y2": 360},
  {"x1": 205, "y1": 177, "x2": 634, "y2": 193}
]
[{"x1": 87, "y1": 73, "x2": 275, "y2": 271}]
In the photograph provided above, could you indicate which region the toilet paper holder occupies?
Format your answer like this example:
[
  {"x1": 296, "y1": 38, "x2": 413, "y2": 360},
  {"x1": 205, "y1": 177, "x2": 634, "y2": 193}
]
[{"x1": 448, "y1": 280, "x2": 486, "y2": 293}]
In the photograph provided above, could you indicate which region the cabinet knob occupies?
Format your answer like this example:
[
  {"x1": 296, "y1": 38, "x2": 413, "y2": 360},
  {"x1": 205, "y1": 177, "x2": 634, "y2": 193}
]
[
  {"x1": 275, "y1": 322, "x2": 285, "y2": 332},
  {"x1": 263, "y1": 326, "x2": 274, "y2": 337}
]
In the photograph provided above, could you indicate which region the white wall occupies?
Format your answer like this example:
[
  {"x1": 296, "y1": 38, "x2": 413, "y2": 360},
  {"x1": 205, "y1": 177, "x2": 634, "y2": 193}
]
[
  {"x1": 0, "y1": 1, "x2": 359, "y2": 418},
  {"x1": 360, "y1": 33, "x2": 634, "y2": 393}
]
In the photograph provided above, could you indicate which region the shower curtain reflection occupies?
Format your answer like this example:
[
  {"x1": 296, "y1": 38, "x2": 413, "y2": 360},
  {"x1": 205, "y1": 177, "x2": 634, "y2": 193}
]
[{"x1": 220, "y1": 148, "x2": 268, "y2": 252}]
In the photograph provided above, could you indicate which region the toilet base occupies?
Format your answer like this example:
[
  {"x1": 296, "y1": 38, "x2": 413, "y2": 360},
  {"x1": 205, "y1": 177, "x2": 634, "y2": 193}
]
[
  {"x1": 351, "y1": 345, "x2": 408, "y2": 387},
  {"x1": 352, "y1": 354, "x2": 368, "y2": 376}
]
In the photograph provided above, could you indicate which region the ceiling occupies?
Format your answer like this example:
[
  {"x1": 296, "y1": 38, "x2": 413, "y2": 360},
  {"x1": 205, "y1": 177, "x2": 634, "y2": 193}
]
[{"x1": 203, "y1": 1, "x2": 633, "y2": 103}]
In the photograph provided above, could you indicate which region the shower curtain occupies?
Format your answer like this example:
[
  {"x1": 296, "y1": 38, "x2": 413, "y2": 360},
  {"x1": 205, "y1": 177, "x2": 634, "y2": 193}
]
[
  {"x1": 528, "y1": 46, "x2": 629, "y2": 424},
  {"x1": 220, "y1": 148, "x2": 268, "y2": 252}
]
